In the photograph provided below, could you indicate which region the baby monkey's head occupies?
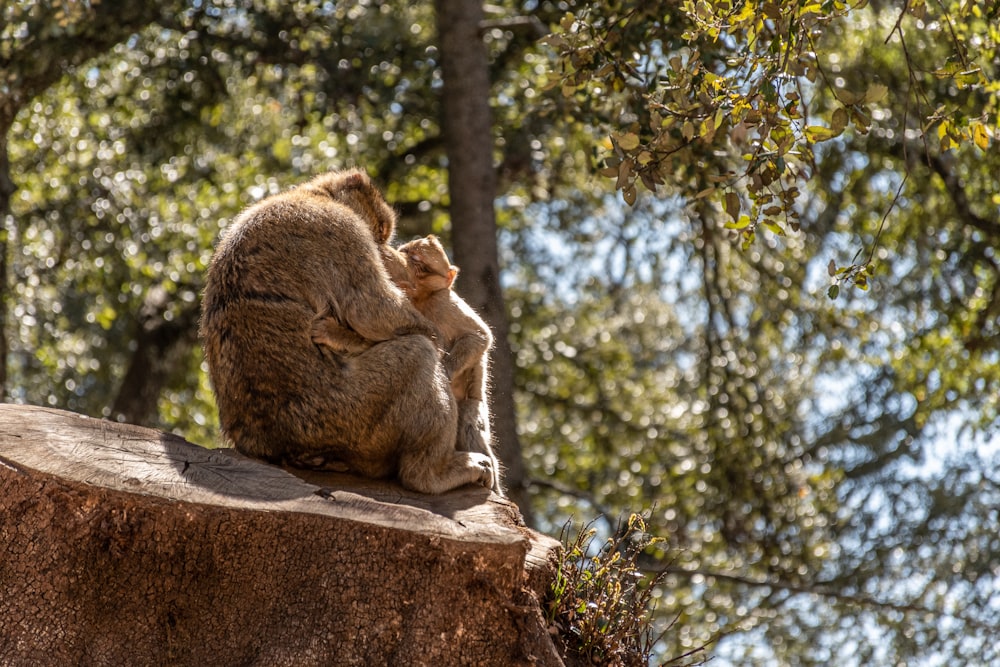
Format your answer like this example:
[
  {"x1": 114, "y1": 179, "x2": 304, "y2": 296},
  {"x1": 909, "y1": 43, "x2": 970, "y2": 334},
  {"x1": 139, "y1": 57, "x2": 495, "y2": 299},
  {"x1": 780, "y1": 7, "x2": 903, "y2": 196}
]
[{"x1": 399, "y1": 235, "x2": 458, "y2": 292}]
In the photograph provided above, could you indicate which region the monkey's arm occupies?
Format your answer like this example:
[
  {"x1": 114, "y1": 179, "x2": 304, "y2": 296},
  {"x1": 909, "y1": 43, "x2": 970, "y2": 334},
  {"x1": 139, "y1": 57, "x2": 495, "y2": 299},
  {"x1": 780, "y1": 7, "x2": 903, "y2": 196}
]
[
  {"x1": 302, "y1": 214, "x2": 438, "y2": 345},
  {"x1": 339, "y1": 263, "x2": 440, "y2": 344},
  {"x1": 443, "y1": 330, "x2": 490, "y2": 380}
]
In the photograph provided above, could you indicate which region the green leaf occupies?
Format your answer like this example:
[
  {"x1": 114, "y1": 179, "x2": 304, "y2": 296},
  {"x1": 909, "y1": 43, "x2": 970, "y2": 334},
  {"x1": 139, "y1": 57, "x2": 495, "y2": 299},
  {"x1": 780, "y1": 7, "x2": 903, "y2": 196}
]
[
  {"x1": 762, "y1": 219, "x2": 785, "y2": 235},
  {"x1": 804, "y1": 125, "x2": 841, "y2": 143},
  {"x1": 724, "y1": 215, "x2": 751, "y2": 230},
  {"x1": 863, "y1": 83, "x2": 888, "y2": 104},
  {"x1": 972, "y1": 121, "x2": 991, "y2": 150},
  {"x1": 616, "y1": 132, "x2": 641, "y2": 151},
  {"x1": 831, "y1": 107, "x2": 849, "y2": 134},
  {"x1": 96, "y1": 305, "x2": 117, "y2": 330}
]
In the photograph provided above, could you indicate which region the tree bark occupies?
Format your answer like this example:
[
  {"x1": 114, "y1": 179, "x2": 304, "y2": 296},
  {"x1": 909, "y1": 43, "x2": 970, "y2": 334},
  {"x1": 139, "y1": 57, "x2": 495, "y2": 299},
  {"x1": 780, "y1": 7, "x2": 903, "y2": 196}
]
[
  {"x1": 0, "y1": 137, "x2": 12, "y2": 401},
  {"x1": 0, "y1": 404, "x2": 563, "y2": 667},
  {"x1": 435, "y1": 0, "x2": 533, "y2": 523},
  {"x1": 109, "y1": 286, "x2": 200, "y2": 425}
]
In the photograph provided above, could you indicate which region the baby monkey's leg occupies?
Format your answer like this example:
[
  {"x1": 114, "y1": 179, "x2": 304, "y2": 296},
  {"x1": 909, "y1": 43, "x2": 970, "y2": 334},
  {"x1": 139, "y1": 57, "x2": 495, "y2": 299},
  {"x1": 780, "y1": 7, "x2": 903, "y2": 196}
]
[{"x1": 455, "y1": 399, "x2": 503, "y2": 496}]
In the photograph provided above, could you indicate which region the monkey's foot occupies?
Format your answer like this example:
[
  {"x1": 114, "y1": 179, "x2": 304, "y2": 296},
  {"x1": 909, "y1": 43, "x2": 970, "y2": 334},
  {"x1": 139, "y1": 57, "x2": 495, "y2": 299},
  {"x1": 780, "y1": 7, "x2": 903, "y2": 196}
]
[
  {"x1": 286, "y1": 453, "x2": 351, "y2": 473},
  {"x1": 468, "y1": 452, "x2": 495, "y2": 491}
]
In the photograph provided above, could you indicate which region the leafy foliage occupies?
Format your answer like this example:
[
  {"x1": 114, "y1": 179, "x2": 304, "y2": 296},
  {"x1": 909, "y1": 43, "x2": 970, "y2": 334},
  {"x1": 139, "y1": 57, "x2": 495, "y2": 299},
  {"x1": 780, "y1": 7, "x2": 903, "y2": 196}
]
[
  {"x1": 548, "y1": 513, "x2": 706, "y2": 667},
  {"x1": 543, "y1": 0, "x2": 996, "y2": 290},
  {"x1": 6, "y1": 0, "x2": 449, "y2": 440},
  {"x1": 3, "y1": 1, "x2": 999, "y2": 665}
]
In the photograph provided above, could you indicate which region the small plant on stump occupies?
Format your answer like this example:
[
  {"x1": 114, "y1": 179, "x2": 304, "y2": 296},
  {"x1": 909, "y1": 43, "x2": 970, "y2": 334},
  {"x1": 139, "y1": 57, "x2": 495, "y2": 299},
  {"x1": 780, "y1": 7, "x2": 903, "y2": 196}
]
[{"x1": 546, "y1": 513, "x2": 706, "y2": 666}]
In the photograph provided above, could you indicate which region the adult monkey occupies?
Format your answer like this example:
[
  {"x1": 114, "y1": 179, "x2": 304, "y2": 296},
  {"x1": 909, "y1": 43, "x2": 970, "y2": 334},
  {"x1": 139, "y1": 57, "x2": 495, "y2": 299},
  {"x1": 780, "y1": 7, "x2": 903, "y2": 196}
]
[{"x1": 200, "y1": 169, "x2": 496, "y2": 494}]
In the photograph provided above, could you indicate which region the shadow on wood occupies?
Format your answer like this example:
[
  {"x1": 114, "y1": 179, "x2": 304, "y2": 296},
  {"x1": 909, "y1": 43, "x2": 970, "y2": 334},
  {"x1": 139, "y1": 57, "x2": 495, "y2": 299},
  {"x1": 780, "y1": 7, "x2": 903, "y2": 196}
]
[{"x1": 0, "y1": 404, "x2": 563, "y2": 666}]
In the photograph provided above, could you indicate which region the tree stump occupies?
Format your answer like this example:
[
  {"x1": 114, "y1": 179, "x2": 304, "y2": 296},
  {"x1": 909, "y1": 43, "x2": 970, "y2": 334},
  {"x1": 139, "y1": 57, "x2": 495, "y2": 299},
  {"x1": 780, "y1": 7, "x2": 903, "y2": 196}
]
[{"x1": 0, "y1": 404, "x2": 563, "y2": 667}]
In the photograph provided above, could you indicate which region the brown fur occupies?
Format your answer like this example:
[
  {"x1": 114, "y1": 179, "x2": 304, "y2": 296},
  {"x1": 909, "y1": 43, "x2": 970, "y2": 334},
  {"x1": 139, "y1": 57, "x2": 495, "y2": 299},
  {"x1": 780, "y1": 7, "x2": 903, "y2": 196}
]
[
  {"x1": 399, "y1": 236, "x2": 492, "y2": 403},
  {"x1": 199, "y1": 170, "x2": 495, "y2": 494},
  {"x1": 398, "y1": 235, "x2": 501, "y2": 495}
]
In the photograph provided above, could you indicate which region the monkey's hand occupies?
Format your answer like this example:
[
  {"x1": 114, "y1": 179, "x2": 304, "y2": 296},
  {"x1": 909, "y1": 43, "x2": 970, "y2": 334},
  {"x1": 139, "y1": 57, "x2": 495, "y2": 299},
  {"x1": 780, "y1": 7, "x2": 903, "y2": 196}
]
[
  {"x1": 396, "y1": 279, "x2": 417, "y2": 297},
  {"x1": 311, "y1": 314, "x2": 374, "y2": 354}
]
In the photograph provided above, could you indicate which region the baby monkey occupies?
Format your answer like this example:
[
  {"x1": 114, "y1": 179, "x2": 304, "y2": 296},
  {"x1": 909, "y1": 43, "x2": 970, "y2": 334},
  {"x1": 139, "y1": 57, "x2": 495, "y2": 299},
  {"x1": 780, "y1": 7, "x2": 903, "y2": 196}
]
[
  {"x1": 399, "y1": 236, "x2": 492, "y2": 403},
  {"x1": 316, "y1": 235, "x2": 501, "y2": 495}
]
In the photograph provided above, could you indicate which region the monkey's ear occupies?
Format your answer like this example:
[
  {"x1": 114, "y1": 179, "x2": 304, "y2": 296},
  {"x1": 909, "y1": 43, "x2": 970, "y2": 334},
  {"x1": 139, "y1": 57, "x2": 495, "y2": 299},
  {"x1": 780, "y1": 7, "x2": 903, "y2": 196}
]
[
  {"x1": 380, "y1": 221, "x2": 395, "y2": 244},
  {"x1": 340, "y1": 170, "x2": 369, "y2": 191},
  {"x1": 447, "y1": 266, "x2": 458, "y2": 288}
]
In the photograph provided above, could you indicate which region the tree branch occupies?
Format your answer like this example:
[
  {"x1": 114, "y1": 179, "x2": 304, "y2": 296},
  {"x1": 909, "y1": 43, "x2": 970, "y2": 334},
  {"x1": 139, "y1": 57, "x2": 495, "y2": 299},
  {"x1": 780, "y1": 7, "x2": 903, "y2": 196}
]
[
  {"x1": 525, "y1": 475, "x2": 615, "y2": 523},
  {"x1": 0, "y1": 3, "x2": 182, "y2": 127},
  {"x1": 923, "y1": 151, "x2": 1000, "y2": 239},
  {"x1": 653, "y1": 562, "x2": 997, "y2": 633}
]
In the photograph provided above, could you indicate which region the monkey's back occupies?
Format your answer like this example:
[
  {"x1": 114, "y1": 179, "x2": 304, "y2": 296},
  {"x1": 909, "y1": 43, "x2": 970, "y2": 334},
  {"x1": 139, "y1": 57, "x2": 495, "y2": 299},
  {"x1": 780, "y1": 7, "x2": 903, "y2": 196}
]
[
  {"x1": 419, "y1": 291, "x2": 491, "y2": 351},
  {"x1": 200, "y1": 192, "x2": 396, "y2": 474}
]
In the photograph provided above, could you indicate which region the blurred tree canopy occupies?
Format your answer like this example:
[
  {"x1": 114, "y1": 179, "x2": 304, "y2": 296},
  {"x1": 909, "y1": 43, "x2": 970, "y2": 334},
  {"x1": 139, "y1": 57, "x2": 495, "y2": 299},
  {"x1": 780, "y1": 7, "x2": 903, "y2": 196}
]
[{"x1": 2, "y1": 0, "x2": 997, "y2": 664}]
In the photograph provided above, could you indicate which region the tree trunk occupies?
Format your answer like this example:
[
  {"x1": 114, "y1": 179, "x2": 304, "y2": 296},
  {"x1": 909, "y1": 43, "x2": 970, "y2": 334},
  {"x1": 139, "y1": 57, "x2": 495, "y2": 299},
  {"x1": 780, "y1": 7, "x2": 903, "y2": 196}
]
[
  {"x1": 109, "y1": 286, "x2": 200, "y2": 425},
  {"x1": 0, "y1": 404, "x2": 563, "y2": 667},
  {"x1": 0, "y1": 136, "x2": 12, "y2": 401},
  {"x1": 0, "y1": 2, "x2": 185, "y2": 402},
  {"x1": 435, "y1": 0, "x2": 533, "y2": 523}
]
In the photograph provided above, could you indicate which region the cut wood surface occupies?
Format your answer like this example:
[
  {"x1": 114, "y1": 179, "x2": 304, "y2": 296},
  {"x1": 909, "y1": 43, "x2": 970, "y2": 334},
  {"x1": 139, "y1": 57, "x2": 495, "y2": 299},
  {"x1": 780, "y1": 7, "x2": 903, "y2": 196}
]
[{"x1": 0, "y1": 404, "x2": 563, "y2": 667}]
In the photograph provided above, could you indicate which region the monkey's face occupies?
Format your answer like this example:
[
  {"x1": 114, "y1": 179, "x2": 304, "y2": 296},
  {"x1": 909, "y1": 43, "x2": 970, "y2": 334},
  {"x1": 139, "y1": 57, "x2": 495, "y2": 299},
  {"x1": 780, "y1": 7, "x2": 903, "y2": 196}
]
[
  {"x1": 338, "y1": 186, "x2": 397, "y2": 244},
  {"x1": 311, "y1": 169, "x2": 397, "y2": 244},
  {"x1": 400, "y1": 236, "x2": 457, "y2": 291}
]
